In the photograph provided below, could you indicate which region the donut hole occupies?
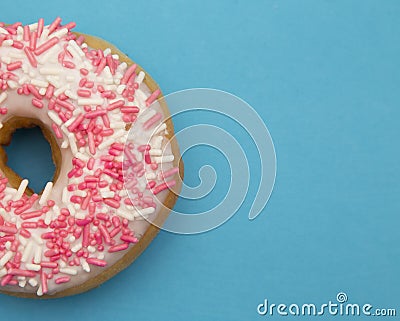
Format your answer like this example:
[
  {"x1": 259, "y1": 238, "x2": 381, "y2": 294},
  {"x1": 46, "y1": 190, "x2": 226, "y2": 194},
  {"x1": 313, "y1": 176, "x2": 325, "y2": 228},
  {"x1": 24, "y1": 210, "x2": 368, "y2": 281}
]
[{"x1": 0, "y1": 117, "x2": 61, "y2": 195}]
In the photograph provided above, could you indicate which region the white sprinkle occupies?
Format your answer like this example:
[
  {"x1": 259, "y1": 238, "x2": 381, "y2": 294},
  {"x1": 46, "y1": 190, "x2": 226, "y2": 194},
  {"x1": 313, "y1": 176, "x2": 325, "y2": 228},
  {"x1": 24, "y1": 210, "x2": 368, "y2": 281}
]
[
  {"x1": 68, "y1": 40, "x2": 85, "y2": 58},
  {"x1": 0, "y1": 251, "x2": 13, "y2": 267},
  {"x1": 136, "y1": 71, "x2": 145, "y2": 85},
  {"x1": 50, "y1": 27, "x2": 68, "y2": 39},
  {"x1": 145, "y1": 172, "x2": 157, "y2": 180},
  {"x1": 28, "y1": 278, "x2": 38, "y2": 287},
  {"x1": 7, "y1": 80, "x2": 18, "y2": 89},
  {"x1": 0, "y1": 92, "x2": 7, "y2": 104},
  {"x1": 2, "y1": 39, "x2": 13, "y2": 47},
  {"x1": 100, "y1": 190, "x2": 114, "y2": 198},
  {"x1": 62, "y1": 187, "x2": 68, "y2": 204},
  {"x1": 116, "y1": 85, "x2": 126, "y2": 95},
  {"x1": 39, "y1": 181, "x2": 53, "y2": 205},
  {"x1": 44, "y1": 210, "x2": 52, "y2": 225},
  {"x1": 148, "y1": 149, "x2": 162, "y2": 156},
  {"x1": 68, "y1": 133, "x2": 78, "y2": 154},
  {"x1": 87, "y1": 246, "x2": 96, "y2": 253},
  {"x1": 154, "y1": 122, "x2": 167, "y2": 135},
  {"x1": 47, "y1": 111, "x2": 63, "y2": 126},
  {"x1": 0, "y1": 27, "x2": 8, "y2": 34},
  {"x1": 37, "y1": 285, "x2": 43, "y2": 296},
  {"x1": 18, "y1": 278, "x2": 27, "y2": 288},
  {"x1": 18, "y1": 235, "x2": 27, "y2": 246},
  {"x1": 21, "y1": 241, "x2": 34, "y2": 262},
  {"x1": 154, "y1": 155, "x2": 174, "y2": 164},
  {"x1": 54, "y1": 84, "x2": 69, "y2": 97},
  {"x1": 139, "y1": 109, "x2": 156, "y2": 123},
  {"x1": 81, "y1": 259, "x2": 90, "y2": 273},
  {"x1": 31, "y1": 79, "x2": 48, "y2": 88},
  {"x1": 67, "y1": 203, "x2": 76, "y2": 217},
  {"x1": 26, "y1": 263, "x2": 41, "y2": 272},
  {"x1": 150, "y1": 136, "x2": 163, "y2": 149},
  {"x1": 75, "y1": 152, "x2": 90, "y2": 162},
  {"x1": 33, "y1": 246, "x2": 42, "y2": 264},
  {"x1": 40, "y1": 67, "x2": 61, "y2": 75},
  {"x1": 61, "y1": 140, "x2": 69, "y2": 149},
  {"x1": 116, "y1": 209, "x2": 134, "y2": 221},
  {"x1": 31, "y1": 233, "x2": 44, "y2": 245},
  {"x1": 110, "y1": 121, "x2": 125, "y2": 129},
  {"x1": 60, "y1": 267, "x2": 78, "y2": 276},
  {"x1": 77, "y1": 98, "x2": 104, "y2": 106},
  {"x1": 0, "y1": 268, "x2": 7, "y2": 278},
  {"x1": 65, "y1": 89, "x2": 78, "y2": 100},
  {"x1": 39, "y1": 28, "x2": 49, "y2": 41},
  {"x1": 46, "y1": 75, "x2": 61, "y2": 88},
  {"x1": 71, "y1": 243, "x2": 82, "y2": 253},
  {"x1": 14, "y1": 179, "x2": 28, "y2": 200}
]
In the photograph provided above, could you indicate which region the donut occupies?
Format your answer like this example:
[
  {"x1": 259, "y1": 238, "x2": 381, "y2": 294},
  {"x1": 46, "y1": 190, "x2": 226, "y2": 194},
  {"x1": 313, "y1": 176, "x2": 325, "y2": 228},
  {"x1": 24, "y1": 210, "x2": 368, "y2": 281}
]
[{"x1": 0, "y1": 18, "x2": 182, "y2": 298}]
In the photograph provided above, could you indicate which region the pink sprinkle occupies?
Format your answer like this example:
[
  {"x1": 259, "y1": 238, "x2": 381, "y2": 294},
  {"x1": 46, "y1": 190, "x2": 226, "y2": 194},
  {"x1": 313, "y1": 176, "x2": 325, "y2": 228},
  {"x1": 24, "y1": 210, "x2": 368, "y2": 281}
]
[
  {"x1": 8, "y1": 269, "x2": 36, "y2": 278},
  {"x1": 0, "y1": 225, "x2": 17, "y2": 234},
  {"x1": 55, "y1": 276, "x2": 70, "y2": 284},
  {"x1": 108, "y1": 243, "x2": 129, "y2": 253},
  {"x1": 24, "y1": 47, "x2": 37, "y2": 67},
  {"x1": 48, "y1": 17, "x2": 62, "y2": 35},
  {"x1": 34, "y1": 37, "x2": 60, "y2": 56},
  {"x1": 27, "y1": 84, "x2": 42, "y2": 99},
  {"x1": 41, "y1": 262, "x2": 58, "y2": 268},
  {"x1": 87, "y1": 158, "x2": 95, "y2": 170},
  {"x1": 23, "y1": 25, "x2": 30, "y2": 42},
  {"x1": 106, "y1": 99, "x2": 124, "y2": 111},
  {"x1": 121, "y1": 64, "x2": 137, "y2": 84},
  {"x1": 143, "y1": 112, "x2": 162, "y2": 130},
  {"x1": 32, "y1": 98, "x2": 44, "y2": 108},
  {"x1": 41, "y1": 271, "x2": 48, "y2": 294},
  {"x1": 80, "y1": 68, "x2": 89, "y2": 76},
  {"x1": 161, "y1": 167, "x2": 180, "y2": 179},
  {"x1": 45, "y1": 84, "x2": 55, "y2": 99},
  {"x1": 85, "y1": 109, "x2": 106, "y2": 119},
  {"x1": 20, "y1": 210, "x2": 43, "y2": 220},
  {"x1": 153, "y1": 180, "x2": 176, "y2": 195},
  {"x1": 77, "y1": 89, "x2": 91, "y2": 97},
  {"x1": 86, "y1": 258, "x2": 107, "y2": 267},
  {"x1": 29, "y1": 31, "x2": 37, "y2": 50},
  {"x1": 67, "y1": 113, "x2": 84, "y2": 132},
  {"x1": 7, "y1": 61, "x2": 22, "y2": 71},
  {"x1": 103, "y1": 198, "x2": 120, "y2": 209},
  {"x1": 19, "y1": 229, "x2": 31, "y2": 238},
  {"x1": 145, "y1": 89, "x2": 161, "y2": 107},
  {"x1": 120, "y1": 235, "x2": 138, "y2": 243},
  {"x1": 63, "y1": 21, "x2": 76, "y2": 30},
  {"x1": 1, "y1": 275, "x2": 13, "y2": 286},
  {"x1": 62, "y1": 61, "x2": 76, "y2": 69},
  {"x1": 98, "y1": 224, "x2": 111, "y2": 244},
  {"x1": 88, "y1": 131, "x2": 96, "y2": 155},
  {"x1": 51, "y1": 123, "x2": 63, "y2": 139},
  {"x1": 121, "y1": 106, "x2": 139, "y2": 114},
  {"x1": 37, "y1": 18, "x2": 44, "y2": 37}
]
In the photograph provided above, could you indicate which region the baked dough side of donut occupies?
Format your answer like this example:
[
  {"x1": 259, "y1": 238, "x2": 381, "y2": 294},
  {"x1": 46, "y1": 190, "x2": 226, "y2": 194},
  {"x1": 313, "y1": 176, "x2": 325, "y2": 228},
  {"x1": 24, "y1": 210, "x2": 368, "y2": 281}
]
[{"x1": 0, "y1": 33, "x2": 183, "y2": 299}]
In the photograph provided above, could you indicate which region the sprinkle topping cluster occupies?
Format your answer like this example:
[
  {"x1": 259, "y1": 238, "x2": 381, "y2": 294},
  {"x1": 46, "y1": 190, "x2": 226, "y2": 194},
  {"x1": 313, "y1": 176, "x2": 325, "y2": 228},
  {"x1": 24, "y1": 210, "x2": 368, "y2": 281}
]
[{"x1": 0, "y1": 18, "x2": 177, "y2": 295}]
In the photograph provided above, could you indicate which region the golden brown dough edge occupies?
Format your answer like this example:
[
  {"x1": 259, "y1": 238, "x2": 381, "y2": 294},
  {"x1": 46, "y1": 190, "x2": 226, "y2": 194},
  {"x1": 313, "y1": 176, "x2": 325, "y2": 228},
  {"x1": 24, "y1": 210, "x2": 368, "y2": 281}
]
[{"x1": 0, "y1": 32, "x2": 183, "y2": 299}]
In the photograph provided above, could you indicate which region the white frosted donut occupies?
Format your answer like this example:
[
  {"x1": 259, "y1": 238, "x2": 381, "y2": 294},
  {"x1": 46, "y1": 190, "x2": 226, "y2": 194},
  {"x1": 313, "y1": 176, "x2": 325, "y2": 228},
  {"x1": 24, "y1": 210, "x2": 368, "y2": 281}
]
[{"x1": 0, "y1": 18, "x2": 181, "y2": 297}]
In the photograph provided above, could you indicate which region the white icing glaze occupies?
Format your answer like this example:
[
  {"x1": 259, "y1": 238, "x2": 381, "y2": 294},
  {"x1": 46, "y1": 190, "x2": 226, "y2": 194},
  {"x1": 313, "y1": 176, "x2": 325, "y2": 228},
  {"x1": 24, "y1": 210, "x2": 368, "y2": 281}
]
[{"x1": 0, "y1": 20, "x2": 177, "y2": 295}]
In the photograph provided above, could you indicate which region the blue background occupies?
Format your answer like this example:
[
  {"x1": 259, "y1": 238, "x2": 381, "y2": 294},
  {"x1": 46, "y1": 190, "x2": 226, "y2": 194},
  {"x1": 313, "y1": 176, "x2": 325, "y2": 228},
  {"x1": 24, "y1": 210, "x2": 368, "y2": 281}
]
[{"x1": 1, "y1": 0, "x2": 399, "y2": 320}]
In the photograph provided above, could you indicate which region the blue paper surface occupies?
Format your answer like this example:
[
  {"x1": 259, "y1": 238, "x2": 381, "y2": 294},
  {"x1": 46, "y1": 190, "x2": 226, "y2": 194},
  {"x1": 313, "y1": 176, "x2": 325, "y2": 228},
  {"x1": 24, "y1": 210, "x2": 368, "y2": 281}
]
[{"x1": 0, "y1": 1, "x2": 399, "y2": 320}]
